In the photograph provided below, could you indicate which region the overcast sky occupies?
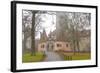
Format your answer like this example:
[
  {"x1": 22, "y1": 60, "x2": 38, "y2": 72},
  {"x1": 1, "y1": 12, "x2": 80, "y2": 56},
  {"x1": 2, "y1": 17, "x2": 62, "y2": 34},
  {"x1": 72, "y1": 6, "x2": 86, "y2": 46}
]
[
  {"x1": 35, "y1": 14, "x2": 56, "y2": 39},
  {"x1": 23, "y1": 10, "x2": 90, "y2": 39}
]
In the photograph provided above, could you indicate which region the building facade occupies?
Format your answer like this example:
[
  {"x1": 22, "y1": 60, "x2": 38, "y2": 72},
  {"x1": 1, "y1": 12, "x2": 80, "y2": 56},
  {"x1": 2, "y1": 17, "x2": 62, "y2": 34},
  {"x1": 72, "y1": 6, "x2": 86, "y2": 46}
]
[{"x1": 38, "y1": 29, "x2": 72, "y2": 52}]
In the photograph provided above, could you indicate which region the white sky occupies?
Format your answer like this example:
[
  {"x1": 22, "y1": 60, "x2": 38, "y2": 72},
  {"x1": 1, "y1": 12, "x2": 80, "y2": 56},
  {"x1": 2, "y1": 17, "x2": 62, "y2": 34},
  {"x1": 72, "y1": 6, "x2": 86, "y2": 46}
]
[{"x1": 35, "y1": 14, "x2": 56, "y2": 39}]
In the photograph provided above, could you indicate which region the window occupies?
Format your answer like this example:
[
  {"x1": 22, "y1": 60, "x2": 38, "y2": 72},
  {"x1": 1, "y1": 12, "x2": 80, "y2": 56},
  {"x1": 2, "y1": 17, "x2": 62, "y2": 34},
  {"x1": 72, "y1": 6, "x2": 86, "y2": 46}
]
[
  {"x1": 66, "y1": 44, "x2": 68, "y2": 47},
  {"x1": 41, "y1": 44, "x2": 45, "y2": 48},
  {"x1": 57, "y1": 44, "x2": 62, "y2": 47}
]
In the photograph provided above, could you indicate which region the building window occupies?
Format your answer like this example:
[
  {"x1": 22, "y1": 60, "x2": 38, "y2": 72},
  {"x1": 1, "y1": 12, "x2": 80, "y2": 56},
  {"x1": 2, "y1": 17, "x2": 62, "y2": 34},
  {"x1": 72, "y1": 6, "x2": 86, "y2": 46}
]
[
  {"x1": 41, "y1": 44, "x2": 45, "y2": 48},
  {"x1": 66, "y1": 44, "x2": 68, "y2": 47},
  {"x1": 57, "y1": 44, "x2": 62, "y2": 47}
]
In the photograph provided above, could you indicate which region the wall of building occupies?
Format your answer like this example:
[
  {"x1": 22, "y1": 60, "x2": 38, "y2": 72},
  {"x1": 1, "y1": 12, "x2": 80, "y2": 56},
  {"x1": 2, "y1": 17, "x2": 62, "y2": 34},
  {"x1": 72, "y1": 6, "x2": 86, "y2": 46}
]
[
  {"x1": 38, "y1": 41, "x2": 71, "y2": 52},
  {"x1": 54, "y1": 41, "x2": 71, "y2": 51},
  {"x1": 38, "y1": 42, "x2": 46, "y2": 52}
]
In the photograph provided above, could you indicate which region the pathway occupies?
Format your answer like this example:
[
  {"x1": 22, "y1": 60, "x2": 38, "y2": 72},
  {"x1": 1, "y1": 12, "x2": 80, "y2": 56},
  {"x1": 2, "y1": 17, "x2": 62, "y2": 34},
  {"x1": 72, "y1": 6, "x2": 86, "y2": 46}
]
[{"x1": 44, "y1": 51, "x2": 63, "y2": 61}]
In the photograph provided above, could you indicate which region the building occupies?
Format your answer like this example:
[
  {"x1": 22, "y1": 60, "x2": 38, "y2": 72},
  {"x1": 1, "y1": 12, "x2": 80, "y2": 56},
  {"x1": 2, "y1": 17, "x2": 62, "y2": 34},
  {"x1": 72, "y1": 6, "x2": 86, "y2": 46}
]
[
  {"x1": 38, "y1": 29, "x2": 72, "y2": 52},
  {"x1": 38, "y1": 13, "x2": 72, "y2": 52}
]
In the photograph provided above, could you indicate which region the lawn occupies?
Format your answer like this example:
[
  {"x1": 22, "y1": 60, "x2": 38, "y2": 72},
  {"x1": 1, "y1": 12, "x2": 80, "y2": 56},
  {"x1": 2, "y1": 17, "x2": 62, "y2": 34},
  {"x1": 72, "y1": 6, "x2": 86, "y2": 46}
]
[
  {"x1": 57, "y1": 52, "x2": 91, "y2": 60},
  {"x1": 22, "y1": 52, "x2": 45, "y2": 63}
]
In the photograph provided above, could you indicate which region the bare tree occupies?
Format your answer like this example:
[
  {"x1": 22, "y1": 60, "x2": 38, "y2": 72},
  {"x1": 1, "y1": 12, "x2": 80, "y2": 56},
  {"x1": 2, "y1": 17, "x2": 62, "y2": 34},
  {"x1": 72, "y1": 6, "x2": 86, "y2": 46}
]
[
  {"x1": 22, "y1": 10, "x2": 32, "y2": 54},
  {"x1": 68, "y1": 12, "x2": 91, "y2": 52},
  {"x1": 56, "y1": 12, "x2": 91, "y2": 52},
  {"x1": 22, "y1": 10, "x2": 48, "y2": 55}
]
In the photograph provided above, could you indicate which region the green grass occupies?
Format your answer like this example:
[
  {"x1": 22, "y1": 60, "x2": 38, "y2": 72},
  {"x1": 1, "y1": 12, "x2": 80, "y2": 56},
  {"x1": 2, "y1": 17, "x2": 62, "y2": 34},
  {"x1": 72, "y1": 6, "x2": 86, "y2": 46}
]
[
  {"x1": 22, "y1": 52, "x2": 45, "y2": 63},
  {"x1": 64, "y1": 53, "x2": 90, "y2": 60},
  {"x1": 58, "y1": 52, "x2": 91, "y2": 60}
]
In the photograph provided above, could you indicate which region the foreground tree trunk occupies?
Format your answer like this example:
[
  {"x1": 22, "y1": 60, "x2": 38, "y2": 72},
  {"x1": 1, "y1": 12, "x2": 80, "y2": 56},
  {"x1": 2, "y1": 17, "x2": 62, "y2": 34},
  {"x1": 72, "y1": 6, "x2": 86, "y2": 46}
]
[
  {"x1": 31, "y1": 11, "x2": 36, "y2": 56},
  {"x1": 76, "y1": 36, "x2": 80, "y2": 52},
  {"x1": 76, "y1": 28, "x2": 80, "y2": 52},
  {"x1": 72, "y1": 28, "x2": 76, "y2": 54}
]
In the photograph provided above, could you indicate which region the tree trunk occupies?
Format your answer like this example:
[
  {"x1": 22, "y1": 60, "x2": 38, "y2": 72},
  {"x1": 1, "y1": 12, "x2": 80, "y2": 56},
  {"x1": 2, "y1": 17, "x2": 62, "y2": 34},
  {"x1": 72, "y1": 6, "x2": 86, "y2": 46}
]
[
  {"x1": 22, "y1": 18, "x2": 26, "y2": 54},
  {"x1": 24, "y1": 34, "x2": 27, "y2": 53},
  {"x1": 76, "y1": 39, "x2": 80, "y2": 52},
  {"x1": 72, "y1": 28, "x2": 76, "y2": 54},
  {"x1": 76, "y1": 29, "x2": 80, "y2": 52},
  {"x1": 31, "y1": 11, "x2": 36, "y2": 56}
]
